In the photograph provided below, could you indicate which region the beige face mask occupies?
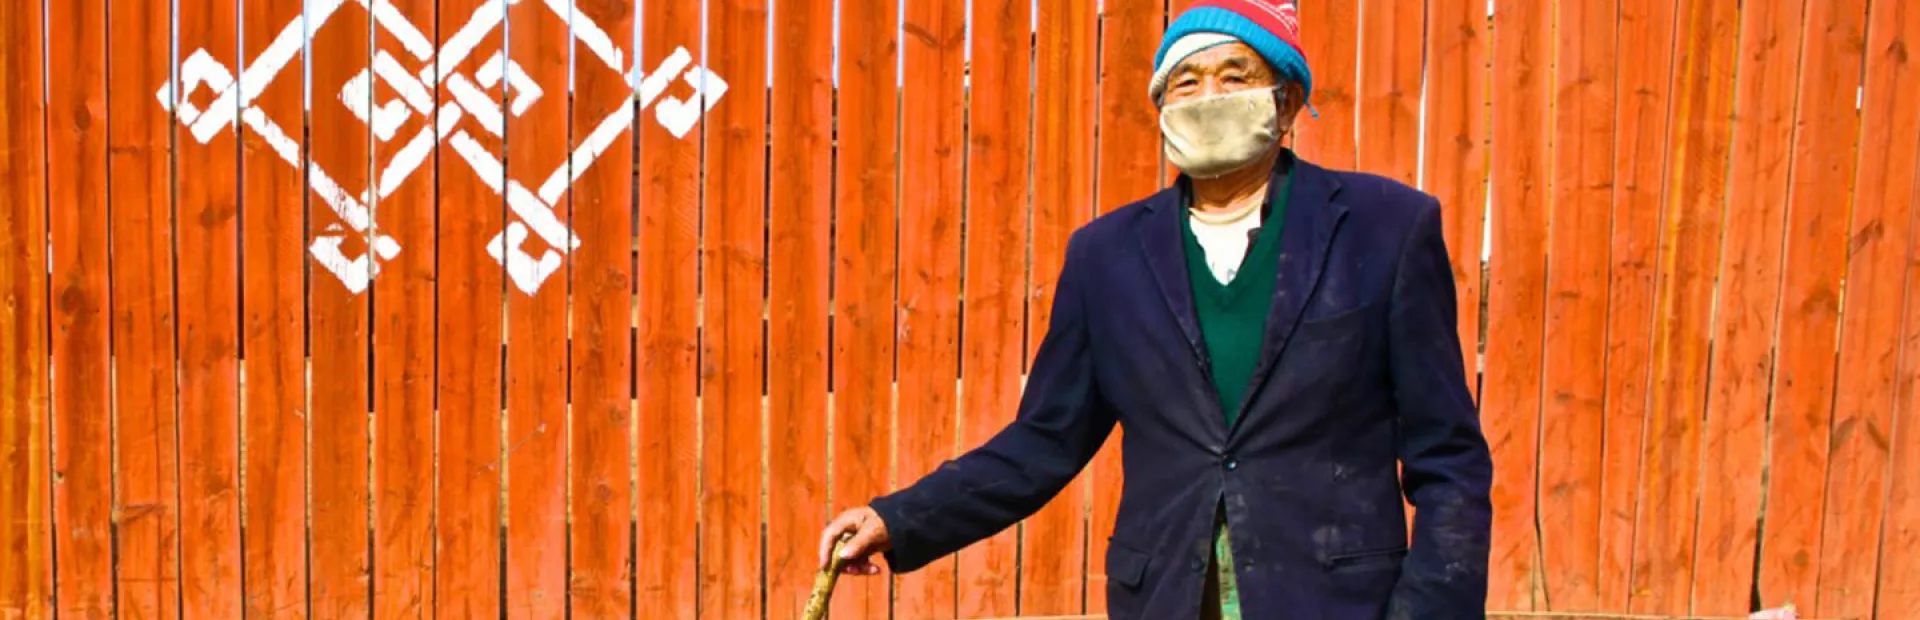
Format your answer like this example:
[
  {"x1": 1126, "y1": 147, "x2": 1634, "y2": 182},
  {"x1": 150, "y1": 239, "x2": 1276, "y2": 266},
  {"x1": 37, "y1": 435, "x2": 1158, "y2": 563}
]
[{"x1": 1160, "y1": 87, "x2": 1283, "y2": 179}]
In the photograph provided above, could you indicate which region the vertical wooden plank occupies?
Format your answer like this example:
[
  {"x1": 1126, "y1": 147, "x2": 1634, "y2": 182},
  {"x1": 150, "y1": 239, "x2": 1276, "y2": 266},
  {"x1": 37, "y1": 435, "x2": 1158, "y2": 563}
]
[
  {"x1": 699, "y1": 0, "x2": 769, "y2": 616},
  {"x1": 953, "y1": 0, "x2": 1029, "y2": 615},
  {"x1": 108, "y1": 0, "x2": 181, "y2": 615},
  {"x1": 0, "y1": 0, "x2": 51, "y2": 616},
  {"x1": 765, "y1": 0, "x2": 834, "y2": 616},
  {"x1": 238, "y1": 0, "x2": 312, "y2": 615},
  {"x1": 1819, "y1": 1, "x2": 1920, "y2": 616},
  {"x1": 894, "y1": 0, "x2": 965, "y2": 616},
  {"x1": 1355, "y1": 0, "x2": 1421, "y2": 186},
  {"x1": 368, "y1": 1, "x2": 440, "y2": 615},
  {"x1": 1597, "y1": 0, "x2": 1677, "y2": 607},
  {"x1": 1885, "y1": 201, "x2": 1920, "y2": 620},
  {"x1": 1086, "y1": 0, "x2": 1160, "y2": 613},
  {"x1": 1757, "y1": 0, "x2": 1867, "y2": 608},
  {"x1": 435, "y1": 0, "x2": 507, "y2": 616},
  {"x1": 174, "y1": 0, "x2": 244, "y2": 615},
  {"x1": 1026, "y1": 0, "x2": 1096, "y2": 614},
  {"x1": 1628, "y1": 0, "x2": 1739, "y2": 614},
  {"x1": 568, "y1": 0, "x2": 635, "y2": 616},
  {"x1": 1421, "y1": 0, "x2": 1488, "y2": 392},
  {"x1": 1537, "y1": 0, "x2": 1616, "y2": 610},
  {"x1": 500, "y1": 0, "x2": 567, "y2": 616},
  {"x1": 637, "y1": 0, "x2": 702, "y2": 614},
  {"x1": 307, "y1": 0, "x2": 375, "y2": 614},
  {"x1": 1292, "y1": 0, "x2": 1357, "y2": 169},
  {"x1": 46, "y1": 0, "x2": 115, "y2": 615},
  {"x1": 1690, "y1": 1, "x2": 1805, "y2": 614},
  {"x1": 832, "y1": 0, "x2": 899, "y2": 617},
  {"x1": 1482, "y1": 0, "x2": 1550, "y2": 609}
]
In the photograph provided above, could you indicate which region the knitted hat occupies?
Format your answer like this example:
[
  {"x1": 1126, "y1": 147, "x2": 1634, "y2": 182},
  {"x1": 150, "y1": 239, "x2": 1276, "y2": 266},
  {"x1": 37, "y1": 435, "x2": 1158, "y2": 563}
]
[{"x1": 1149, "y1": 0, "x2": 1313, "y2": 108}]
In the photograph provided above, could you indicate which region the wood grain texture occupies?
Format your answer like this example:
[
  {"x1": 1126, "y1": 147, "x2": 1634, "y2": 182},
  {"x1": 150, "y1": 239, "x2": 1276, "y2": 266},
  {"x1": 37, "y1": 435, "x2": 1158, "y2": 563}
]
[
  {"x1": 894, "y1": 0, "x2": 966, "y2": 616},
  {"x1": 45, "y1": 1, "x2": 114, "y2": 616},
  {"x1": 306, "y1": 1, "x2": 374, "y2": 615},
  {"x1": 107, "y1": 0, "x2": 181, "y2": 615},
  {"x1": 1598, "y1": 0, "x2": 1677, "y2": 607},
  {"x1": 499, "y1": 1, "x2": 567, "y2": 617},
  {"x1": 1291, "y1": 0, "x2": 1357, "y2": 169},
  {"x1": 1355, "y1": 0, "x2": 1422, "y2": 187},
  {"x1": 1538, "y1": 0, "x2": 1617, "y2": 610},
  {"x1": 0, "y1": 0, "x2": 50, "y2": 615},
  {"x1": 174, "y1": 1, "x2": 245, "y2": 615},
  {"x1": 1884, "y1": 188, "x2": 1920, "y2": 620},
  {"x1": 1629, "y1": 0, "x2": 1739, "y2": 613},
  {"x1": 1421, "y1": 0, "x2": 1489, "y2": 392},
  {"x1": 1756, "y1": 0, "x2": 1867, "y2": 609},
  {"x1": 1086, "y1": 0, "x2": 1161, "y2": 613},
  {"x1": 1484, "y1": 0, "x2": 1552, "y2": 609},
  {"x1": 1818, "y1": 1, "x2": 1920, "y2": 617},
  {"x1": 831, "y1": 1, "x2": 900, "y2": 618},
  {"x1": 765, "y1": 0, "x2": 834, "y2": 616},
  {"x1": 1025, "y1": 0, "x2": 1098, "y2": 614},
  {"x1": 699, "y1": 0, "x2": 769, "y2": 616},
  {"x1": 567, "y1": 0, "x2": 636, "y2": 617},
  {"x1": 955, "y1": 0, "x2": 1031, "y2": 615},
  {"x1": 637, "y1": 0, "x2": 702, "y2": 615},
  {"x1": 1690, "y1": 1, "x2": 1805, "y2": 614}
]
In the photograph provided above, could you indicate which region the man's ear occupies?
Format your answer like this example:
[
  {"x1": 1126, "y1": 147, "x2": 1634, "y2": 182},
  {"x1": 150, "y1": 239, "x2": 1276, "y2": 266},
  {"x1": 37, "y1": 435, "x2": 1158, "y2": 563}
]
[{"x1": 1276, "y1": 81, "x2": 1307, "y2": 127}]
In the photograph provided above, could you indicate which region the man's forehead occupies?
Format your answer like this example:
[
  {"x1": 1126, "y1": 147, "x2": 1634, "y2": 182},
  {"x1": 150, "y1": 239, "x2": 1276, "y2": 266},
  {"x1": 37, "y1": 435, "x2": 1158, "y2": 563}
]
[{"x1": 1172, "y1": 44, "x2": 1269, "y2": 74}]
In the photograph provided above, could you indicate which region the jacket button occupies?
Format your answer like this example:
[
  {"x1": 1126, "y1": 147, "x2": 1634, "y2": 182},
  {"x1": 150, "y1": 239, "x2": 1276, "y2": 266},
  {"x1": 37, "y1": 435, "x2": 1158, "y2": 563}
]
[
  {"x1": 1192, "y1": 557, "x2": 1206, "y2": 573},
  {"x1": 1223, "y1": 457, "x2": 1238, "y2": 471}
]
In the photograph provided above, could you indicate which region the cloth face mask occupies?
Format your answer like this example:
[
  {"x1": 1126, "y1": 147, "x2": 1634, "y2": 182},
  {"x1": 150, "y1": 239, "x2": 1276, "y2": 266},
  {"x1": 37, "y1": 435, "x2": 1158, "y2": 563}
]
[{"x1": 1160, "y1": 87, "x2": 1283, "y2": 179}]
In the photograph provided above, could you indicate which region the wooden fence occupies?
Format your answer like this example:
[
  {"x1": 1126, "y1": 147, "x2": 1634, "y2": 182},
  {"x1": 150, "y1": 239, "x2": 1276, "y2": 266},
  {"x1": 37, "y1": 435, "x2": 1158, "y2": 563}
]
[{"x1": 1, "y1": 0, "x2": 1918, "y2": 618}]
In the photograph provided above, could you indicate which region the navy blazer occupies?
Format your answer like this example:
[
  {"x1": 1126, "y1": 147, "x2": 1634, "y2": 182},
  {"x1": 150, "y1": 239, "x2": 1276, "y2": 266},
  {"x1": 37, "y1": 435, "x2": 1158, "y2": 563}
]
[{"x1": 870, "y1": 152, "x2": 1494, "y2": 620}]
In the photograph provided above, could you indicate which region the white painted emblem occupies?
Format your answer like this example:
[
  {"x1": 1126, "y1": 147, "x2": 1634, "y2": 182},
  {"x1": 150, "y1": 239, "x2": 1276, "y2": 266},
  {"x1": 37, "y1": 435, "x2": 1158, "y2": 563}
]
[{"x1": 156, "y1": 0, "x2": 727, "y2": 294}]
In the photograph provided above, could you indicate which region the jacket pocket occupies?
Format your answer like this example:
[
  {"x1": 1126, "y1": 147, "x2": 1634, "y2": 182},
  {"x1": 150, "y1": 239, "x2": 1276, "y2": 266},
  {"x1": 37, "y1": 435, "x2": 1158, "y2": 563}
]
[
  {"x1": 1324, "y1": 545, "x2": 1408, "y2": 573},
  {"x1": 1294, "y1": 301, "x2": 1378, "y2": 342},
  {"x1": 1106, "y1": 540, "x2": 1152, "y2": 589}
]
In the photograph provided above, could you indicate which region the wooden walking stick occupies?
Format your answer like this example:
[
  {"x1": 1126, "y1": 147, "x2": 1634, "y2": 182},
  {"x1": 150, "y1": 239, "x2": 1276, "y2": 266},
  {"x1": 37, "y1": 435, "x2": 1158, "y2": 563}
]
[{"x1": 803, "y1": 532, "x2": 856, "y2": 620}]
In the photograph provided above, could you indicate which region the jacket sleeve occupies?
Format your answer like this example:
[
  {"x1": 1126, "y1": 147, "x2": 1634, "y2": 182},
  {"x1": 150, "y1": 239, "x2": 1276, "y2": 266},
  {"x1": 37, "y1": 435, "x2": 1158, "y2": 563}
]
[
  {"x1": 869, "y1": 228, "x2": 1118, "y2": 574},
  {"x1": 1384, "y1": 197, "x2": 1495, "y2": 618}
]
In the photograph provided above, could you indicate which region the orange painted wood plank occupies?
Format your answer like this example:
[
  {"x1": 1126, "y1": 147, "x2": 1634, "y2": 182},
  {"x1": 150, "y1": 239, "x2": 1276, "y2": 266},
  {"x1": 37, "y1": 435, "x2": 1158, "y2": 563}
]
[
  {"x1": 1689, "y1": 1, "x2": 1806, "y2": 614},
  {"x1": 1755, "y1": 0, "x2": 1867, "y2": 609},
  {"x1": 237, "y1": 0, "x2": 311, "y2": 615},
  {"x1": 174, "y1": 1, "x2": 245, "y2": 615},
  {"x1": 1025, "y1": 0, "x2": 1097, "y2": 614},
  {"x1": 831, "y1": 1, "x2": 900, "y2": 618},
  {"x1": 1537, "y1": 0, "x2": 1617, "y2": 610},
  {"x1": 0, "y1": 0, "x2": 51, "y2": 615},
  {"x1": 1291, "y1": 0, "x2": 1356, "y2": 169},
  {"x1": 1597, "y1": 0, "x2": 1677, "y2": 607},
  {"x1": 1355, "y1": 0, "x2": 1421, "y2": 187},
  {"x1": 45, "y1": 1, "x2": 114, "y2": 616},
  {"x1": 893, "y1": 0, "x2": 966, "y2": 617},
  {"x1": 1885, "y1": 204, "x2": 1920, "y2": 620},
  {"x1": 367, "y1": 2, "x2": 440, "y2": 615},
  {"x1": 637, "y1": 0, "x2": 703, "y2": 616},
  {"x1": 698, "y1": 0, "x2": 769, "y2": 617},
  {"x1": 306, "y1": 0, "x2": 375, "y2": 615},
  {"x1": 567, "y1": 1, "x2": 636, "y2": 616},
  {"x1": 765, "y1": 0, "x2": 834, "y2": 616},
  {"x1": 1483, "y1": 0, "x2": 1552, "y2": 609},
  {"x1": 1817, "y1": 1, "x2": 1920, "y2": 617},
  {"x1": 1628, "y1": 0, "x2": 1740, "y2": 614},
  {"x1": 1421, "y1": 0, "x2": 1489, "y2": 393},
  {"x1": 953, "y1": 0, "x2": 1030, "y2": 616},
  {"x1": 1085, "y1": 0, "x2": 1160, "y2": 612},
  {"x1": 107, "y1": 0, "x2": 181, "y2": 615},
  {"x1": 499, "y1": 1, "x2": 568, "y2": 617},
  {"x1": 433, "y1": 0, "x2": 508, "y2": 616}
]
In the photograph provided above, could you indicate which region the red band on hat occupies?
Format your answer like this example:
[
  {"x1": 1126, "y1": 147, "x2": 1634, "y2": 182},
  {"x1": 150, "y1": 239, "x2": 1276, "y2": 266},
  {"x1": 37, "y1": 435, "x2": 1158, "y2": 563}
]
[{"x1": 1187, "y1": 0, "x2": 1306, "y2": 59}]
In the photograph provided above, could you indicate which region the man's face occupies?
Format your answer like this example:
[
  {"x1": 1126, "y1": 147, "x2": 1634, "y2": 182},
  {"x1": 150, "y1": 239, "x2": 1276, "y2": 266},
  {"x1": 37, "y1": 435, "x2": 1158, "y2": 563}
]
[{"x1": 1160, "y1": 42, "x2": 1304, "y2": 120}]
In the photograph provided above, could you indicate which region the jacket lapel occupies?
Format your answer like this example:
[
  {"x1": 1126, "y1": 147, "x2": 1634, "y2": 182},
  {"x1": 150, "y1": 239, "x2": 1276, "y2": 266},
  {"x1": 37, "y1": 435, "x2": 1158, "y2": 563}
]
[
  {"x1": 1135, "y1": 185, "x2": 1208, "y2": 366},
  {"x1": 1230, "y1": 155, "x2": 1347, "y2": 434}
]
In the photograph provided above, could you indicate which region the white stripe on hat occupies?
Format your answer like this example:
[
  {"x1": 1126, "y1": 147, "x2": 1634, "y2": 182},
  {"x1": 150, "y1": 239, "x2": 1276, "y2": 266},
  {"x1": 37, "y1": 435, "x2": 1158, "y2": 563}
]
[{"x1": 1148, "y1": 32, "x2": 1240, "y2": 104}]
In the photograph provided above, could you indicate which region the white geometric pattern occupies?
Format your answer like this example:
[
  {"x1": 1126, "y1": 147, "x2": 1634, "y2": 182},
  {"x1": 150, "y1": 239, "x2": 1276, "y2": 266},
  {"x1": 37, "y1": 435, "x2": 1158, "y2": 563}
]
[{"x1": 156, "y1": 0, "x2": 727, "y2": 294}]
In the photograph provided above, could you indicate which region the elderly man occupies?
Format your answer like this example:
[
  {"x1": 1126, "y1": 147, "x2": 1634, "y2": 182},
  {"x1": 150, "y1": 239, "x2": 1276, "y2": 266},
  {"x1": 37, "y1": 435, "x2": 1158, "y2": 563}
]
[{"x1": 817, "y1": 2, "x2": 1494, "y2": 618}]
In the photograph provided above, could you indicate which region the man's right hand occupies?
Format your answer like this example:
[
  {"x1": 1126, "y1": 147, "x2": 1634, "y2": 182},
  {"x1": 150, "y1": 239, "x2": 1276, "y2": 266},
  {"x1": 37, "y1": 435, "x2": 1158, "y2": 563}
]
[{"x1": 818, "y1": 506, "x2": 892, "y2": 576}]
